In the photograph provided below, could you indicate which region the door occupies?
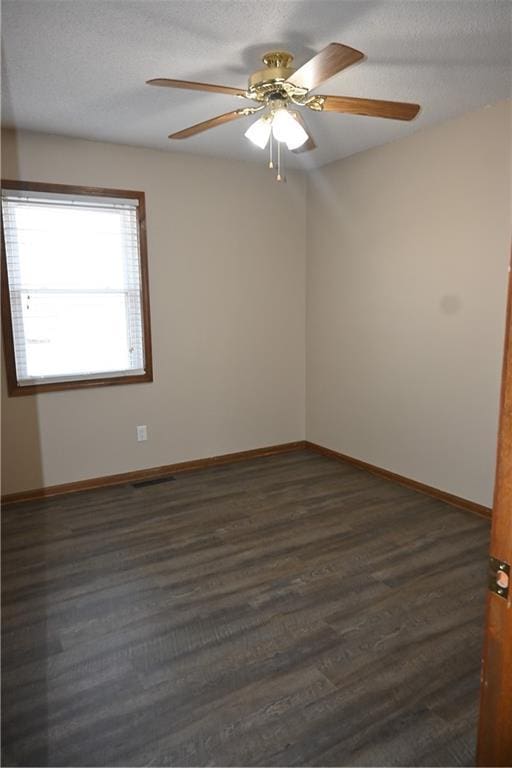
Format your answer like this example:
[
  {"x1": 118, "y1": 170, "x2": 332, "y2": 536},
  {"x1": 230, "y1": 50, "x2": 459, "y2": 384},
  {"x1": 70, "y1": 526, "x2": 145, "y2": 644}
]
[{"x1": 476, "y1": 256, "x2": 512, "y2": 766}]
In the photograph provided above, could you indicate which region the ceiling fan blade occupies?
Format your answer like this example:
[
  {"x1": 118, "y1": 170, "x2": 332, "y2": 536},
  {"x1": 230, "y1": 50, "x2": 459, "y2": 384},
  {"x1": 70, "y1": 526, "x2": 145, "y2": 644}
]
[
  {"x1": 291, "y1": 112, "x2": 317, "y2": 153},
  {"x1": 147, "y1": 78, "x2": 247, "y2": 97},
  {"x1": 320, "y1": 95, "x2": 420, "y2": 121},
  {"x1": 287, "y1": 43, "x2": 364, "y2": 92},
  {"x1": 169, "y1": 110, "x2": 248, "y2": 139}
]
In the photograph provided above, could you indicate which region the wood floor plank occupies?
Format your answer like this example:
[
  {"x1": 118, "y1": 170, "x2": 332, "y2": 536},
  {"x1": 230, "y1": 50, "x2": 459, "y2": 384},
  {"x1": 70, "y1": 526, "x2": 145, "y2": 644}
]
[{"x1": 2, "y1": 450, "x2": 489, "y2": 766}]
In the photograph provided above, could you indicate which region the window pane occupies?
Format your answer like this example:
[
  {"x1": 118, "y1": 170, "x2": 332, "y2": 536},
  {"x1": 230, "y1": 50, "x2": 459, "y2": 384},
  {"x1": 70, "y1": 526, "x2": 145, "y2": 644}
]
[
  {"x1": 20, "y1": 292, "x2": 132, "y2": 378},
  {"x1": 13, "y1": 205, "x2": 137, "y2": 290}
]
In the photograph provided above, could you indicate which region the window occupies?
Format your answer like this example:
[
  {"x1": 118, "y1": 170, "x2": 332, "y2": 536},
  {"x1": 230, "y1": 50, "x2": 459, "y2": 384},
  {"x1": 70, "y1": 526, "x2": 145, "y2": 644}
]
[{"x1": 1, "y1": 181, "x2": 152, "y2": 395}]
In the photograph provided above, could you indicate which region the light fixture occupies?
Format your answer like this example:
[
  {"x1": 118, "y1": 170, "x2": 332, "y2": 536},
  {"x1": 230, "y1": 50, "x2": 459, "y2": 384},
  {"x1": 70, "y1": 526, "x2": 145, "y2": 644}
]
[
  {"x1": 245, "y1": 103, "x2": 309, "y2": 182},
  {"x1": 245, "y1": 108, "x2": 308, "y2": 151},
  {"x1": 244, "y1": 115, "x2": 272, "y2": 149},
  {"x1": 271, "y1": 109, "x2": 308, "y2": 150}
]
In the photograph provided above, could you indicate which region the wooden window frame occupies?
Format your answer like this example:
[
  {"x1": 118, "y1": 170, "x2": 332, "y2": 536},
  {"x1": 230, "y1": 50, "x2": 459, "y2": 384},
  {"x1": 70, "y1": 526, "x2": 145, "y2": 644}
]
[{"x1": 1, "y1": 180, "x2": 153, "y2": 396}]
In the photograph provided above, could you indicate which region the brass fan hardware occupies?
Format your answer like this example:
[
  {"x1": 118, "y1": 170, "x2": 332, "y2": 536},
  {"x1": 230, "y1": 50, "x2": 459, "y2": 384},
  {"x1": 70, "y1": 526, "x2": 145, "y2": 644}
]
[
  {"x1": 262, "y1": 51, "x2": 294, "y2": 68},
  {"x1": 147, "y1": 43, "x2": 421, "y2": 181}
]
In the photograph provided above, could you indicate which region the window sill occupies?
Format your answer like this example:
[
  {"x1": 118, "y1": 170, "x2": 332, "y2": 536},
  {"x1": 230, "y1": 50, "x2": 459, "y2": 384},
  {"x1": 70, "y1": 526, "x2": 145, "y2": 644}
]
[{"x1": 6, "y1": 370, "x2": 153, "y2": 396}]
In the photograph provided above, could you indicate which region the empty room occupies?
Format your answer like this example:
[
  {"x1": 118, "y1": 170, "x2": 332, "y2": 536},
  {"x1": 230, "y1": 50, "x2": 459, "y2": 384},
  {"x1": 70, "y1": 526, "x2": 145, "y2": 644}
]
[{"x1": 1, "y1": 1, "x2": 511, "y2": 766}]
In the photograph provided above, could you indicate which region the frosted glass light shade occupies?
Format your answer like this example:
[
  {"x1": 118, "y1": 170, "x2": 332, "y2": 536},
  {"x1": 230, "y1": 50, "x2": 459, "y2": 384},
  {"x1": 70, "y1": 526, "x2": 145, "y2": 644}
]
[
  {"x1": 245, "y1": 116, "x2": 272, "y2": 149},
  {"x1": 271, "y1": 109, "x2": 308, "y2": 150}
]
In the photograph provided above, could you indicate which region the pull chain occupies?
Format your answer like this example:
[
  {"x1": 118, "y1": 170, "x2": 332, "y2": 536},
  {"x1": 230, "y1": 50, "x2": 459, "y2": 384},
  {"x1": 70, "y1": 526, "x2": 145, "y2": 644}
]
[
  {"x1": 276, "y1": 140, "x2": 286, "y2": 183},
  {"x1": 269, "y1": 134, "x2": 274, "y2": 169}
]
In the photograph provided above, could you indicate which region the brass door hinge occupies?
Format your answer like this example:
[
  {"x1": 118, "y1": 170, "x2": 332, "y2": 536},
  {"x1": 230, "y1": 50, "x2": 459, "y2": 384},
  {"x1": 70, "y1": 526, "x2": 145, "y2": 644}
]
[{"x1": 488, "y1": 556, "x2": 510, "y2": 599}]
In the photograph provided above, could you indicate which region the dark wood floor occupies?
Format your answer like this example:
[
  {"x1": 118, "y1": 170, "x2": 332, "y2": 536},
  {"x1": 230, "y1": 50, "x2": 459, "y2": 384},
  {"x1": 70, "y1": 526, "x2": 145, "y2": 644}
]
[{"x1": 2, "y1": 450, "x2": 490, "y2": 767}]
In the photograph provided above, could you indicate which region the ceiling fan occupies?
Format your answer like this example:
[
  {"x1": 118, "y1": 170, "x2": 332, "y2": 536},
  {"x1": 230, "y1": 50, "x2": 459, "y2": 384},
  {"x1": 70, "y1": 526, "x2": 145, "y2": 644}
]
[{"x1": 147, "y1": 43, "x2": 420, "y2": 180}]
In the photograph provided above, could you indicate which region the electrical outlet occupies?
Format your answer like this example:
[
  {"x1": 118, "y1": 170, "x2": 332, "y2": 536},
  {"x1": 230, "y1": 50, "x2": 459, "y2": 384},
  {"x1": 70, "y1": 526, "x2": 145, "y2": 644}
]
[{"x1": 136, "y1": 425, "x2": 147, "y2": 442}]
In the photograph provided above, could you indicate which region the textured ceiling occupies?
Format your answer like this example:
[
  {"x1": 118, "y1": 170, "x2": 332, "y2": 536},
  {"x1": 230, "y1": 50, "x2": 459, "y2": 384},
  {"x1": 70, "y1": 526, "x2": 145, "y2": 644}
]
[{"x1": 2, "y1": 0, "x2": 511, "y2": 169}]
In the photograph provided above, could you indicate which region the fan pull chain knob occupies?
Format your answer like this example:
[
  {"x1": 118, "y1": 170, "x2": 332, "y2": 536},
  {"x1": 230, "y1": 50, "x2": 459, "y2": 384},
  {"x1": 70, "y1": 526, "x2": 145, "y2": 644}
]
[{"x1": 275, "y1": 139, "x2": 286, "y2": 182}]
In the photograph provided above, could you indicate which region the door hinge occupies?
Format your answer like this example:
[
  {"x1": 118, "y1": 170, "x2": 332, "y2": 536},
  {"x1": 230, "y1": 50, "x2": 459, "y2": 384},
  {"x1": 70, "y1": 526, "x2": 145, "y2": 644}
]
[{"x1": 488, "y1": 556, "x2": 510, "y2": 599}]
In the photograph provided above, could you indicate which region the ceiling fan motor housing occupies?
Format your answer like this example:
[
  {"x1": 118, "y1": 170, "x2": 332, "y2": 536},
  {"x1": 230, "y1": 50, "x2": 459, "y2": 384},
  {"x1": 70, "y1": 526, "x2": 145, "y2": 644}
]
[{"x1": 247, "y1": 51, "x2": 306, "y2": 101}]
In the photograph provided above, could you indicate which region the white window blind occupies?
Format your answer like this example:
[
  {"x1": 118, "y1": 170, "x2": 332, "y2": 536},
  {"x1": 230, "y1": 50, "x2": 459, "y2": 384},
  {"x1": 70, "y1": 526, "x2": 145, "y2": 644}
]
[{"x1": 2, "y1": 189, "x2": 147, "y2": 386}]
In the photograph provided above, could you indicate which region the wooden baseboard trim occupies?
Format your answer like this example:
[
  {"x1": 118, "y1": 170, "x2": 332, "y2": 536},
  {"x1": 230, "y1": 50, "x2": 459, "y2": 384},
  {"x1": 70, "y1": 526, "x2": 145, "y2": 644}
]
[
  {"x1": 3, "y1": 439, "x2": 492, "y2": 519},
  {"x1": 1, "y1": 441, "x2": 307, "y2": 505},
  {"x1": 305, "y1": 441, "x2": 492, "y2": 519}
]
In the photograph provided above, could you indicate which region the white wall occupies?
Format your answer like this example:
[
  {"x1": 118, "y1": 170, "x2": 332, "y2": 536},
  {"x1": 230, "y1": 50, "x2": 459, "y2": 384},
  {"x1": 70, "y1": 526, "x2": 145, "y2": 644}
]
[
  {"x1": 1, "y1": 130, "x2": 306, "y2": 493},
  {"x1": 306, "y1": 100, "x2": 511, "y2": 507},
  {"x1": 2, "y1": 101, "x2": 510, "y2": 505}
]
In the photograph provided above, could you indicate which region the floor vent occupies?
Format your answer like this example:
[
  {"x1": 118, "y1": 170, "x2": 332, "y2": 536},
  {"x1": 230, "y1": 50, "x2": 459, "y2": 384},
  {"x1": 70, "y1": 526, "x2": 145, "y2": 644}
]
[{"x1": 131, "y1": 476, "x2": 176, "y2": 488}]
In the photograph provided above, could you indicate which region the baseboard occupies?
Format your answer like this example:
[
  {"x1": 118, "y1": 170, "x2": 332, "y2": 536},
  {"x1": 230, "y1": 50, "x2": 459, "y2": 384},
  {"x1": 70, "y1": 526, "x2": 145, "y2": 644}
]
[
  {"x1": 305, "y1": 441, "x2": 492, "y2": 519},
  {"x1": 2, "y1": 439, "x2": 492, "y2": 519},
  {"x1": 1, "y1": 441, "x2": 307, "y2": 505}
]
